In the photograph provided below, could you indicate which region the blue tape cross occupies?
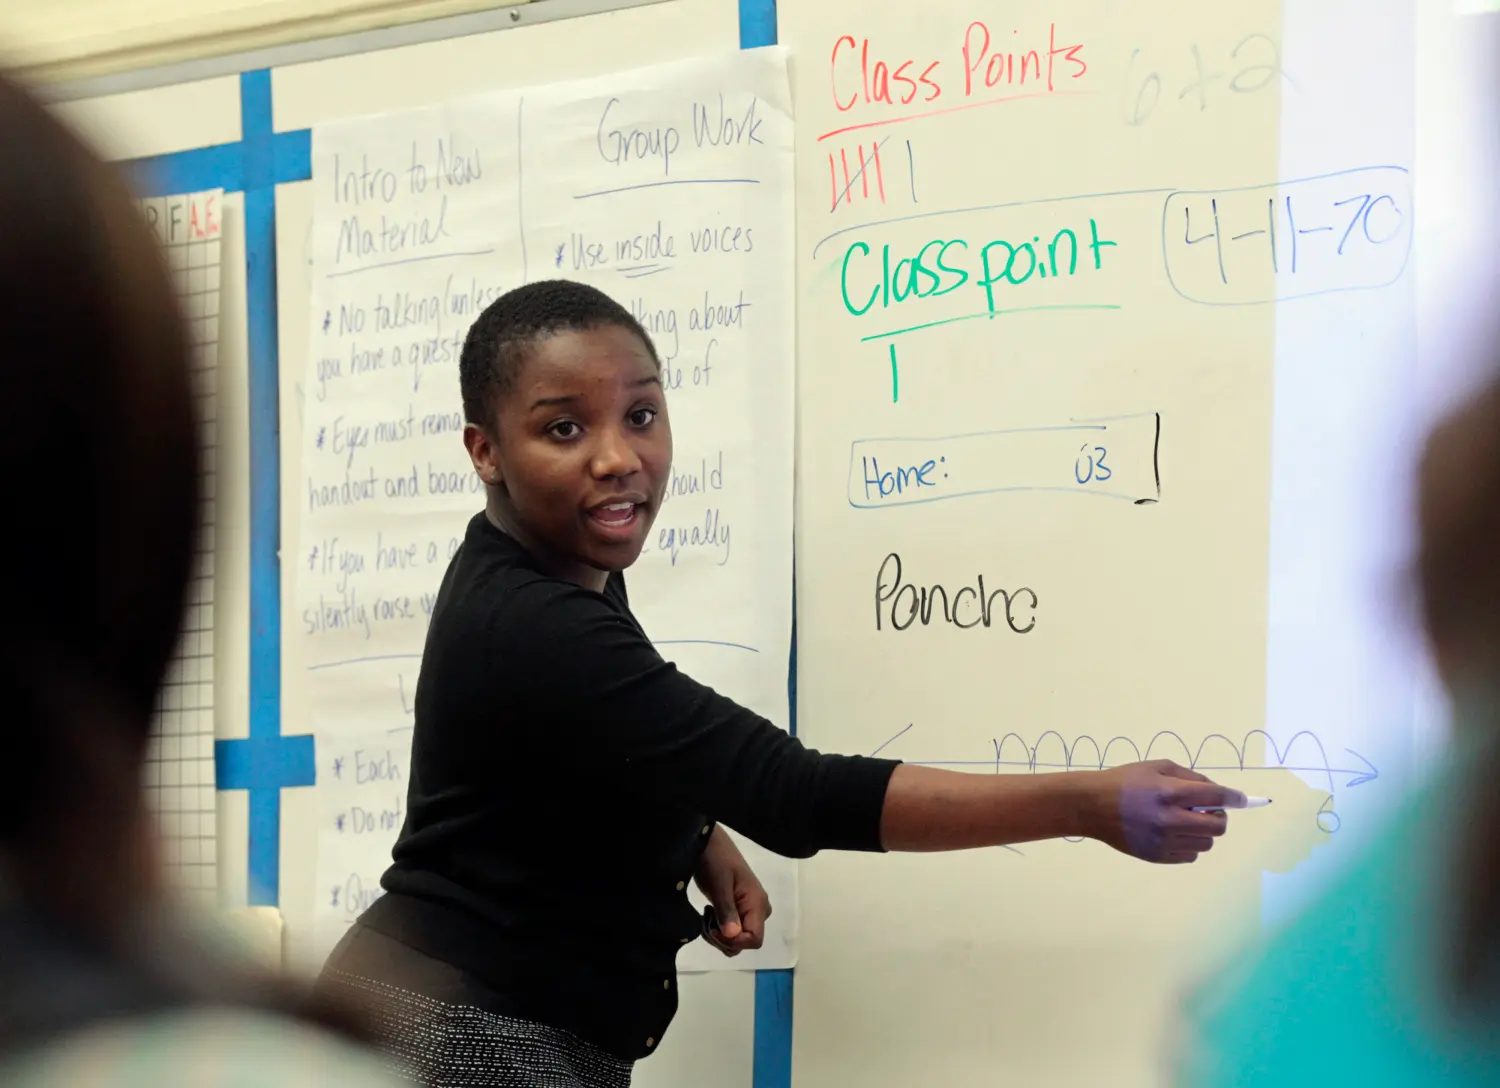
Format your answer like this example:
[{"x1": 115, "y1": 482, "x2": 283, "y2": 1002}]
[{"x1": 126, "y1": 70, "x2": 314, "y2": 908}]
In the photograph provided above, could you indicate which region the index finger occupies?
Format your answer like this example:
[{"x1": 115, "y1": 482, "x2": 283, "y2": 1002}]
[{"x1": 1156, "y1": 761, "x2": 1211, "y2": 784}]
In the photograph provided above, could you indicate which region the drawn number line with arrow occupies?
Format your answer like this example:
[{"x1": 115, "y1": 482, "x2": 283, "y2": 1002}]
[{"x1": 874, "y1": 725, "x2": 1379, "y2": 798}]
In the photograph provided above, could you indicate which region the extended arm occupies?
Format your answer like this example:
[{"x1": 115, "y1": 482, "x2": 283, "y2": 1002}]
[
  {"x1": 881, "y1": 761, "x2": 1243, "y2": 862},
  {"x1": 503, "y1": 583, "x2": 1241, "y2": 864}
]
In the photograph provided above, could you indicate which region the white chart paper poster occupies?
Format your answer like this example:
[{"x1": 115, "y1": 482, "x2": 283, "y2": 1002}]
[{"x1": 297, "y1": 49, "x2": 797, "y2": 970}]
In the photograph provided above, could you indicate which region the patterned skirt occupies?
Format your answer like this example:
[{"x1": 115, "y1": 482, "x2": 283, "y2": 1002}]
[{"x1": 318, "y1": 926, "x2": 633, "y2": 1088}]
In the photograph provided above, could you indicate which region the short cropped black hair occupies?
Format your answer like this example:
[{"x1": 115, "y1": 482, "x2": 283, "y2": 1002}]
[{"x1": 459, "y1": 278, "x2": 659, "y2": 426}]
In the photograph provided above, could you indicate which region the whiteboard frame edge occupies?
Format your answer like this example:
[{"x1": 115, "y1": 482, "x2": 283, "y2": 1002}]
[{"x1": 38, "y1": 0, "x2": 674, "y2": 103}]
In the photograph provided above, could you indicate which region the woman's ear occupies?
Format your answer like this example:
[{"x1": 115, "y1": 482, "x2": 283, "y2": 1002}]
[{"x1": 463, "y1": 423, "x2": 502, "y2": 487}]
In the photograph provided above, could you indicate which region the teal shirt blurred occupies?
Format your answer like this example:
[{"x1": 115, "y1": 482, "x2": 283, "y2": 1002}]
[{"x1": 1177, "y1": 745, "x2": 1500, "y2": 1087}]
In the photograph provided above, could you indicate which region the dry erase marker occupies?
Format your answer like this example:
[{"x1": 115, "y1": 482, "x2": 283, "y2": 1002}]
[{"x1": 1192, "y1": 796, "x2": 1271, "y2": 812}]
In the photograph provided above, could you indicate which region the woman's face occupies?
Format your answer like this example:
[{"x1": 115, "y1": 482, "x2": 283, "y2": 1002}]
[{"x1": 466, "y1": 324, "x2": 671, "y2": 586}]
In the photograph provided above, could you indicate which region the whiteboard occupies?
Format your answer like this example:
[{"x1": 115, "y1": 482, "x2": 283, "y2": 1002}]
[{"x1": 781, "y1": 0, "x2": 1420, "y2": 1084}]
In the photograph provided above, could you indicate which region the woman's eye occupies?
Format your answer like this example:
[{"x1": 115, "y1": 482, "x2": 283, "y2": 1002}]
[
  {"x1": 629, "y1": 406, "x2": 658, "y2": 427},
  {"x1": 547, "y1": 421, "x2": 581, "y2": 440}
]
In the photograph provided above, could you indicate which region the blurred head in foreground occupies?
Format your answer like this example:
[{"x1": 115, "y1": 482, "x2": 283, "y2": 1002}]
[
  {"x1": 1175, "y1": 363, "x2": 1500, "y2": 1088},
  {"x1": 0, "y1": 69, "x2": 198, "y2": 931},
  {"x1": 1417, "y1": 368, "x2": 1500, "y2": 1000},
  {"x1": 0, "y1": 70, "x2": 389, "y2": 1080}
]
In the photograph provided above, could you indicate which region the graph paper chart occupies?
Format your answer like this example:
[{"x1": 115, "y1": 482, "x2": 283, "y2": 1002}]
[{"x1": 136, "y1": 189, "x2": 224, "y2": 907}]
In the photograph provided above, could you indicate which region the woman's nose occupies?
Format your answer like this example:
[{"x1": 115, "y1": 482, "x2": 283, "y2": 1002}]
[{"x1": 591, "y1": 426, "x2": 641, "y2": 478}]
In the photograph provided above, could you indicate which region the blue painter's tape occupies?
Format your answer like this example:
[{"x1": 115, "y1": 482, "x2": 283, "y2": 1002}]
[
  {"x1": 273, "y1": 129, "x2": 314, "y2": 184},
  {"x1": 738, "y1": 0, "x2": 778, "y2": 49},
  {"x1": 247, "y1": 786, "x2": 280, "y2": 907},
  {"x1": 752, "y1": 969, "x2": 795, "y2": 1088},
  {"x1": 241, "y1": 72, "x2": 281, "y2": 748},
  {"x1": 240, "y1": 69, "x2": 274, "y2": 144},
  {"x1": 239, "y1": 68, "x2": 288, "y2": 909},
  {"x1": 215, "y1": 736, "x2": 316, "y2": 790},
  {"x1": 123, "y1": 143, "x2": 244, "y2": 198}
]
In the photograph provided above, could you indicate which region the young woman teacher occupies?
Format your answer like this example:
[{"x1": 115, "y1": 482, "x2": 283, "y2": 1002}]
[{"x1": 317, "y1": 279, "x2": 1245, "y2": 1087}]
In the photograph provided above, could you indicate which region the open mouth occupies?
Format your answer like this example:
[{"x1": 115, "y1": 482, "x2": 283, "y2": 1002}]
[
  {"x1": 586, "y1": 498, "x2": 647, "y2": 541},
  {"x1": 589, "y1": 501, "x2": 640, "y2": 527}
]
